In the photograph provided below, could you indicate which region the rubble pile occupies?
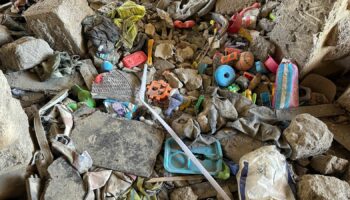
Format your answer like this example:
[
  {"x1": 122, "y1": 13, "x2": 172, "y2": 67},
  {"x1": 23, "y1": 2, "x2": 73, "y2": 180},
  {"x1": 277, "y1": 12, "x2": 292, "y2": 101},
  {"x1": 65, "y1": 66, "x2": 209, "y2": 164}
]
[{"x1": 0, "y1": 0, "x2": 350, "y2": 199}]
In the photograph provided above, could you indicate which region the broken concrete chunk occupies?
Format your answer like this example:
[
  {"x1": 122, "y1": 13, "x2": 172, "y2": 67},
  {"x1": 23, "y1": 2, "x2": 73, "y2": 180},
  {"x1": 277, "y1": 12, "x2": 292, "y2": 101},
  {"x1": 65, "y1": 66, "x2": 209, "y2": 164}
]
[
  {"x1": 310, "y1": 155, "x2": 349, "y2": 175},
  {"x1": 250, "y1": 33, "x2": 275, "y2": 61},
  {"x1": 0, "y1": 70, "x2": 34, "y2": 166},
  {"x1": 174, "y1": 68, "x2": 202, "y2": 90},
  {"x1": 170, "y1": 186, "x2": 198, "y2": 200},
  {"x1": 0, "y1": 37, "x2": 53, "y2": 71},
  {"x1": 163, "y1": 71, "x2": 183, "y2": 88},
  {"x1": 337, "y1": 86, "x2": 350, "y2": 112},
  {"x1": 343, "y1": 166, "x2": 350, "y2": 185},
  {"x1": 283, "y1": 114, "x2": 333, "y2": 160},
  {"x1": 0, "y1": 25, "x2": 13, "y2": 46},
  {"x1": 71, "y1": 111, "x2": 164, "y2": 177},
  {"x1": 258, "y1": 18, "x2": 275, "y2": 32},
  {"x1": 154, "y1": 58, "x2": 176, "y2": 71},
  {"x1": 298, "y1": 175, "x2": 350, "y2": 200},
  {"x1": 215, "y1": 0, "x2": 256, "y2": 15},
  {"x1": 155, "y1": 43, "x2": 174, "y2": 60},
  {"x1": 78, "y1": 59, "x2": 98, "y2": 90},
  {"x1": 176, "y1": 46, "x2": 194, "y2": 62},
  {"x1": 43, "y1": 157, "x2": 85, "y2": 200},
  {"x1": 91, "y1": 70, "x2": 140, "y2": 103},
  {"x1": 24, "y1": 0, "x2": 94, "y2": 56}
]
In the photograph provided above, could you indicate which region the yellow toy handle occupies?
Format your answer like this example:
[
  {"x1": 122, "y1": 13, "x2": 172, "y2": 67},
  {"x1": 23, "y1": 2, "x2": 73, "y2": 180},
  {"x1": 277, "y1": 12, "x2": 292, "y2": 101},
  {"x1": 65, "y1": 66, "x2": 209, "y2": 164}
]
[{"x1": 147, "y1": 39, "x2": 154, "y2": 65}]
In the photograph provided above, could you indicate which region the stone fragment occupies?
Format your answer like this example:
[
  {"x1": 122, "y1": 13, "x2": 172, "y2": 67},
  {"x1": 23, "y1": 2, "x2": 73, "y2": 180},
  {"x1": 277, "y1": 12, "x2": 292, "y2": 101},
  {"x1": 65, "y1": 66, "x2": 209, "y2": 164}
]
[
  {"x1": 170, "y1": 186, "x2": 198, "y2": 200},
  {"x1": 258, "y1": 18, "x2": 275, "y2": 32},
  {"x1": 24, "y1": 0, "x2": 94, "y2": 56},
  {"x1": 0, "y1": 25, "x2": 13, "y2": 46},
  {"x1": 0, "y1": 37, "x2": 53, "y2": 71},
  {"x1": 163, "y1": 71, "x2": 183, "y2": 88},
  {"x1": 43, "y1": 157, "x2": 85, "y2": 200},
  {"x1": 283, "y1": 114, "x2": 333, "y2": 160},
  {"x1": 298, "y1": 175, "x2": 350, "y2": 200},
  {"x1": 0, "y1": 70, "x2": 34, "y2": 199},
  {"x1": 343, "y1": 166, "x2": 350, "y2": 185},
  {"x1": 215, "y1": 0, "x2": 256, "y2": 15},
  {"x1": 154, "y1": 58, "x2": 175, "y2": 71},
  {"x1": 175, "y1": 46, "x2": 194, "y2": 62},
  {"x1": 310, "y1": 155, "x2": 348, "y2": 175},
  {"x1": 71, "y1": 111, "x2": 164, "y2": 177},
  {"x1": 145, "y1": 23, "x2": 156, "y2": 36},
  {"x1": 155, "y1": 43, "x2": 174, "y2": 60},
  {"x1": 337, "y1": 86, "x2": 350, "y2": 112},
  {"x1": 217, "y1": 130, "x2": 263, "y2": 163},
  {"x1": 174, "y1": 68, "x2": 202, "y2": 90},
  {"x1": 250, "y1": 33, "x2": 275, "y2": 61},
  {"x1": 78, "y1": 59, "x2": 98, "y2": 90}
]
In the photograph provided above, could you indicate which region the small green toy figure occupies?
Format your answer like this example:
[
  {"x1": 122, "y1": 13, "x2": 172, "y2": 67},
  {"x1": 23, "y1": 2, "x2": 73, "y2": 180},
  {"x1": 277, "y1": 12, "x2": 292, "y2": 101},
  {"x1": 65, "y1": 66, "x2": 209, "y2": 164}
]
[{"x1": 72, "y1": 85, "x2": 96, "y2": 108}]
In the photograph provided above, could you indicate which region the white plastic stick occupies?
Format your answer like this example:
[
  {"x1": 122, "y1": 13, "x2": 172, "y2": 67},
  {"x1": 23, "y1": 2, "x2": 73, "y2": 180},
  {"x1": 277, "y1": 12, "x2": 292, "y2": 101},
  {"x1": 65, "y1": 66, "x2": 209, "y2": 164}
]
[{"x1": 139, "y1": 65, "x2": 231, "y2": 200}]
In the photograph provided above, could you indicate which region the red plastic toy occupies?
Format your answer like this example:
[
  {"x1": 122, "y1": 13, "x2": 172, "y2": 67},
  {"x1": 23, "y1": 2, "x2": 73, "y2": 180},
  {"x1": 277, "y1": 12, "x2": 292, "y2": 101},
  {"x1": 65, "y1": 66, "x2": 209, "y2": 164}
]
[
  {"x1": 174, "y1": 20, "x2": 196, "y2": 29},
  {"x1": 122, "y1": 51, "x2": 147, "y2": 69}
]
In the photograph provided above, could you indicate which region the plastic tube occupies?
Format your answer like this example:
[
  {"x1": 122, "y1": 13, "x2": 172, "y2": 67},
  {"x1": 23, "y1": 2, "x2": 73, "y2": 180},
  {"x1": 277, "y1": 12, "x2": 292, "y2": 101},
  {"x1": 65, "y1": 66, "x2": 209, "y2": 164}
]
[{"x1": 139, "y1": 65, "x2": 231, "y2": 200}]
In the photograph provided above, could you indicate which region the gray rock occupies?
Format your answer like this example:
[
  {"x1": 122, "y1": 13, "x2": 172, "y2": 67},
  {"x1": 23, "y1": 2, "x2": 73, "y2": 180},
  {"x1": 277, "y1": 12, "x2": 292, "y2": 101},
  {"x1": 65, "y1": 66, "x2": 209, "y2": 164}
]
[
  {"x1": 258, "y1": 18, "x2": 275, "y2": 32},
  {"x1": 0, "y1": 25, "x2": 13, "y2": 46},
  {"x1": 43, "y1": 157, "x2": 85, "y2": 200},
  {"x1": 215, "y1": 0, "x2": 256, "y2": 15},
  {"x1": 283, "y1": 114, "x2": 333, "y2": 160},
  {"x1": 175, "y1": 46, "x2": 194, "y2": 62},
  {"x1": 0, "y1": 37, "x2": 53, "y2": 71},
  {"x1": 24, "y1": 0, "x2": 94, "y2": 56},
  {"x1": 311, "y1": 155, "x2": 349, "y2": 175},
  {"x1": 0, "y1": 70, "x2": 34, "y2": 168},
  {"x1": 154, "y1": 58, "x2": 175, "y2": 71},
  {"x1": 337, "y1": 86, "x2": 350, "y2": 112},
  {"x1": 343, "y1": 166, "x2": 350, "y2": 185},
  {"x1": 250, "y1": 33, "x2": 275, "y2": 61},
  {"x1": 71, "y1": 111, "x2": 164, "y2": 177},
  {"x1": 163, "y1": 71, "x2": 183, "y2": 88},
  {"x1": 298, "y1": 175, "x2": 350, "y2": 200},
  {"x1": 174, "y1": 68, "x2": 202, "y2": 90},
  {"x1": 170, "y1": 186, "x2": 198, "y2": 200}
]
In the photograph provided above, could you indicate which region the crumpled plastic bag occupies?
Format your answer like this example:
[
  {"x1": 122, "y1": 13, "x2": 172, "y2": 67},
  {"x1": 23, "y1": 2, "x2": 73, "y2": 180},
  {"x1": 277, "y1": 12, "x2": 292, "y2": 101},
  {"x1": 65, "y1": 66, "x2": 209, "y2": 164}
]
[
  {"x1": 172, "y1": 113, "x2": 201, "y2": 140},
  {"x1": 113, "y1": 1, "x2": 145, "y2": 49},
  {"x1": 35, "y1": 51, "x2": 80, "y2": 81},
  {"x1": 82, "y1": 15, "x2": 121, "y2": 53},
  {"x1": 237, "y1": 145, "x2": 296, "y2": 200},
  {"x1": 166, "y1": 0, "x2": 216, "y2": 20}
]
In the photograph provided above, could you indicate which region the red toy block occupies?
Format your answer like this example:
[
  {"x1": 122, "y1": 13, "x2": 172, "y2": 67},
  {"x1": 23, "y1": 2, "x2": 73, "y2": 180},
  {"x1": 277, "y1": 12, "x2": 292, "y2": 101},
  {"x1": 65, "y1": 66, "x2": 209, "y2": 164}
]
[{"x1": 122, "y1": 51, "x2": 147, "y2": 69}]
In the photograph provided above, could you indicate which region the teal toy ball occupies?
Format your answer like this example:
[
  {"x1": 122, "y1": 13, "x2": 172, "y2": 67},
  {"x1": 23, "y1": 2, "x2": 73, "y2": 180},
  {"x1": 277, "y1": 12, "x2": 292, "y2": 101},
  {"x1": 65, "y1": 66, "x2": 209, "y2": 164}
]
[
  {"x1": 102, "y1": 61, "x2": 113, "y2": 72},
  {"x1": 215, "y1": 65, "x2": 236, "y2": 87}
]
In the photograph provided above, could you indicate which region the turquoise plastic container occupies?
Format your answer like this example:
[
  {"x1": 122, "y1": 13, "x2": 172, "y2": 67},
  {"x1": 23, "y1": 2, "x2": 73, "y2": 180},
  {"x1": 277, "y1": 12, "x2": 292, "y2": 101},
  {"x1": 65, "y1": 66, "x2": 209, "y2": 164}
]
[{"x1": 164, "y1": 138, "x2": 223, "y2": 175}]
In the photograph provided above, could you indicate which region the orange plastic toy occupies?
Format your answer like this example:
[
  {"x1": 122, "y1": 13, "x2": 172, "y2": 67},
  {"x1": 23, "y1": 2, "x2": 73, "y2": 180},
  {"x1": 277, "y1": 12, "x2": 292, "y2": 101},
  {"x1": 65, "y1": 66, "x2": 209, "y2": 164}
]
[{"x1": 146, "y1": 80, "x2": 172, "y2": 101}]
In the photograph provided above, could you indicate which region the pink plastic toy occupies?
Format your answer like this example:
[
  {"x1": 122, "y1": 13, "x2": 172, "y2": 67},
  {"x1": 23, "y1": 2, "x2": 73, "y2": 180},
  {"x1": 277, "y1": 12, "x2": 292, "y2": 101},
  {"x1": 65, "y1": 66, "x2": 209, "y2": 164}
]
[
  {"x1": 264, "y1": 56, "x2": 279, "y2": 74},
  {"x1": 122, "y1": 51, "x2": 147, "y2": 69}
]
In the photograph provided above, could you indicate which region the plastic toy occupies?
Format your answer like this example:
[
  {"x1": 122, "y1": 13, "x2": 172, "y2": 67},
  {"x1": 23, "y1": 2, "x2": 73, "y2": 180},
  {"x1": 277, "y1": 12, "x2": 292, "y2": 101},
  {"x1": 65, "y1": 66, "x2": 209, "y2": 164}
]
[
  {"x1": 235, "y1": 76, "x2": 249, "y2": 89},
  {"x1": 174, "y1": 20, "x2": 196, "y2": 29},
  {"x1": 194, "y1": 95, "x2": 205, "y2": 113},
  {"x1": 165, "y1": 93, "x2": 184, "y2": 116},
  {"x1": 264, "y1": 55, "x2": 279, "y2": 73},
  {"x1": 228, "y1": 84, "x2": 240, "y2": 93},
  {"x1": 122, "y1": 51, "x2": 147, "y2": 69},
  {"x1": 260, "y1": 92, "x2": 271, "y2": 107},
  {"x1": 101, "y1": 60, "x2": 113, "y2": 72},
  {"x1": 255, "y1": 61, "x2": 268, "y2": 74},
  {"x1": 214, "y1": 65, "x2": 236, "y2": 87},
  {"x1": 198, "y1": 63, "x2": 208, "y2": 74},
  {"x1": 72, "y1": 85, "x2": 96, "y2": 108},
  {"x1": 228, "y1": 14, "x2": 242, "y2": 33},
  {"x1": 147, "y1": 39, "x2": 154, "y2": 65},
  {"x1": 242, "y1": 15, "x2": 257, "y2": 29},
  {"x1": 220, "y1": 52, "x2": 239, "y2": 64},
  {"x1": 164, "y1": 138, "x2": 223, "y2": 176},
  {"x1": 243, "y1": 71, "x2": 255, "y2": 80},
  {"x1": 235, "y1": 51, "x2": 254, "y2": 71},
  {"x1": 146, "y1": 80, "x2": 172, "y2": 101}
]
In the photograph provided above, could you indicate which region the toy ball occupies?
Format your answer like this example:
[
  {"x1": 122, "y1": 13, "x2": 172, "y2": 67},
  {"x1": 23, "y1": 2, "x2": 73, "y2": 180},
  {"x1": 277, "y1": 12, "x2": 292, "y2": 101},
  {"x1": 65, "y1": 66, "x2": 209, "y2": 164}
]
[
  {"x1": 235, "y1": 51, "x2": 254, "y2": 71},
  {"x1": 214, "y1": 65, "x2": 236, "y2": 87},
  {"x1": 102, "y1": 61, "x2": 113, "y2": 72}
]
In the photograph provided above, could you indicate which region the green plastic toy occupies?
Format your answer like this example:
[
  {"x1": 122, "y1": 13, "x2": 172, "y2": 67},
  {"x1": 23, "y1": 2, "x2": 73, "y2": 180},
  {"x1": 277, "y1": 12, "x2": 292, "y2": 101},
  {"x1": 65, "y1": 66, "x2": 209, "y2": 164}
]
[{"x1": 72, "y1": 85, "x2": 96, "y2": 108}]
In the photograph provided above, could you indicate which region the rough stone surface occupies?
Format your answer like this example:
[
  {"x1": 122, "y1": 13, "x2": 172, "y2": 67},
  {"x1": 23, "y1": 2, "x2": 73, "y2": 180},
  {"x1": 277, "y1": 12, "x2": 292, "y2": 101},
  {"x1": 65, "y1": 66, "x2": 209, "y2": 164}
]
[
  {"x1": 71, "y1": 111, "x2": 164, "y2": 177},
  {"x1": 337, "y1": 86, "x2": 350, "y2": 112},
  {"x1": 250, "y1": 33, "x2": 275, "y2": 61},
  {"x1": 24, "y1": 0, "x2": 94, "y2": 56},
  {"x1": 0, "y1": 25, "x2": 13, "y2": 46},
  {"x1": 258, "y1": 18, "x2": 275, "y2": 32},
  {"x1": 175, "y1": 46, "x2": 194, "y2": 62},
  {"x1": 284, "y1": 114, "x2": 333, "y2": 160},
  {"x1": 163, "y1": 71, "x2": 183, "y2": 88},
  {"x1": 298, "y1": 175, "x2": 350, "y2": 200},
  {"x1": 43, "y1": 157, "x2": 85, "y2": 200},
  {"x1": 310, "y1": 155, "x2": 349, "y2": 175},
  {"x1": 343, "y1": 166, "x2": 350, "y2": 185},
  {"x1": 215, "y1": 0, "x2": 256, "y2": 15},
  {"x1": 154, "y1": 58, "x2": 175, "y2": 71},
  {"x1": 170, "y1": 186, "x2": 198, "y2": 200},
  {"x1": 217, "y1": 130, "x2": 263, "y2": 163},
  {"x1": 0, "y1": 37, "x2": 53, "y2": 71},
  {"x1": 0, "y1": 70, "x2": 34, "y2": 170},
  {"x1": 269, "y1": 0, "x2": 334, "y2": 67},
  {"x1": 174, "y1": 68, "x2": 202, "y2": 91}
]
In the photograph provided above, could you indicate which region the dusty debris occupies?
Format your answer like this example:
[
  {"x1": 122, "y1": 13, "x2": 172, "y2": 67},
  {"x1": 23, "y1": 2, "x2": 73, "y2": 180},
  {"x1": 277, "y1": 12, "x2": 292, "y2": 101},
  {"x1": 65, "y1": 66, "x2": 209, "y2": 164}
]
[
  {"x1": 174, "y1": 68, "x2": 202, "y2": 90},
  {"x1": 176, "y1": 46, "x2": 194, "y2": 62},
  {"x1": 215, "y1": 0, "x2": 256, "y2": 15},
  {"x1": 145, "y1": 23, "x2": 156, "y2": 36},
  {"x1": 284, "y1": 113, "x2": 333, "y2": 160},
  {"x1": 163, "y1": 70, "x2": 183, "y2": 88},
  {"x1": 24, "y1": 0, "x2": 94, "y2": 56},
  {"x1": 250, "y1": 32, "x2": 275, "y2": 61},
  {"x1": 71, "y1": 111, "x2": 164, "y2": 177},
  {"x1": 170, "y1": 186, "x2": 198, "y2": 200},
  {"x1": 298, "y1": 175, "x2": 350, "y2": 200},
  {"x1": 43, "y1": 157, "x2": 85, "y2": 200},
  {"x1": 155, "y1": 43, "x2": 174, "y2": 60},
  {"x1": 78, "y1": 59, "x2": 98, "y2": 90},
  {"x1": 0, "y1": 25, "x2": 12, "y2": 46},
  {"x1": 310, "y1": 154, "x2": 349, "y2": 175},
  {"x1": 337, "y1": 86, "x2": 350, "y2": 112},
  {"x1": 154, "y1": 58, "x2": 175, "y2": 71},
  {"x1": 0, "y1": 36, "x2": 53, "y2": 71}
]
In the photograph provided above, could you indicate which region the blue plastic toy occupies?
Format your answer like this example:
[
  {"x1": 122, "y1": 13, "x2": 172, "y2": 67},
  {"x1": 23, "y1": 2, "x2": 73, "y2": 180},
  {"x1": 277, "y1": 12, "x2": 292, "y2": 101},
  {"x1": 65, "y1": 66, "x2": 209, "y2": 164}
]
[
  {"x1": 255, "y1": 61, "x2": 268, "y2": 74},
  {"x1": 102, "y1": 61, "x2": 113, "y2": 72},
  {"x1": 214, "y1": 65, "x2": 235, "y2": 87},
  {"x1": 164, "y1": 138, "x2": 223, "y2": 175}
]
